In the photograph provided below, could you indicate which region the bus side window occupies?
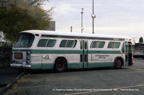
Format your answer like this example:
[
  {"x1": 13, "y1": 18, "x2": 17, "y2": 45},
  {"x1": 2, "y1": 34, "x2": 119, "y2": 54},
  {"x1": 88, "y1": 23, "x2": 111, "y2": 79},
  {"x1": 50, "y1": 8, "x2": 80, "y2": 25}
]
[
  {"x1": 108, "y1": 42, "x2": 114, "y2": 48},
  {"x1": 114, "y1": 42, "x2": 120, "y2": 48},
  {"x1": 60, "y1": 40, "x2": 67, "y2": 47},
  {"x1": 46, "y1": 39, "x2": 56, "y2": 47},
  {"x1": 66, "y1": 40, "x2": 75, "y2": 47},
  {"x1": 37, "y1": 39, "x2": 48, "y2": 47},
  {"x1": 91, "y1": 41, "x2": 105, "y2": 48},
  {"x1": 108, "y1": 42, "x2": 120, "y2": 48},
  {"x1": 60, "y1": 40, "x2": 77, "y2": 48}
]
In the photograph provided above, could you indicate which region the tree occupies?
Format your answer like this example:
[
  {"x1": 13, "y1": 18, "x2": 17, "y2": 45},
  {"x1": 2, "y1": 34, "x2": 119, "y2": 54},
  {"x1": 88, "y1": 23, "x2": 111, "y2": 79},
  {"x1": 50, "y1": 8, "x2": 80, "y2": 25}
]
[
  {"x1": 0, "y1": 0, "x2": 53, "y2": 43},
  {"x1": 139, "y1": 37, "x2": 143, "y2": 43}
]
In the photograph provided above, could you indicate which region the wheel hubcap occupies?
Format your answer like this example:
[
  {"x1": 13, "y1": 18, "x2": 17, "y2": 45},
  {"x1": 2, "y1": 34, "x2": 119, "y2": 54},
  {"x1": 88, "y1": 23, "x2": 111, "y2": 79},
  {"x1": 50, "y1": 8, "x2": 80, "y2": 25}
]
[
  {"x1": 57, "y1": 62, "x2": 64, "y2": 70},
  {"x1": 116, "y1": 60, "x2": 121, "y2": 67}
]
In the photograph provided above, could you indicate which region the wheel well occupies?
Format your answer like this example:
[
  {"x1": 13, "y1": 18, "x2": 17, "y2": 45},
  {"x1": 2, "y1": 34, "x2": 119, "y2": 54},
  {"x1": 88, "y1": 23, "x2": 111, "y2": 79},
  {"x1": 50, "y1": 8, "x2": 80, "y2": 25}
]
[
  {"x1": 114, "y1": 57, "x2": 124, "y2": 66},
  {"x1": 54, "y1": 57, "x2": 68, "y2": 68}
]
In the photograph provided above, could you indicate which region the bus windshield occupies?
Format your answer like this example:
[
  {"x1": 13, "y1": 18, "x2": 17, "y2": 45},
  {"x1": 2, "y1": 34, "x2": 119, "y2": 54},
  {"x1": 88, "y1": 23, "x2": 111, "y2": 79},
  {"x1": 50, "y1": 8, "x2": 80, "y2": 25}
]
[{"x1": 14, "y1": 33, "x2": 34, "y2": 48}]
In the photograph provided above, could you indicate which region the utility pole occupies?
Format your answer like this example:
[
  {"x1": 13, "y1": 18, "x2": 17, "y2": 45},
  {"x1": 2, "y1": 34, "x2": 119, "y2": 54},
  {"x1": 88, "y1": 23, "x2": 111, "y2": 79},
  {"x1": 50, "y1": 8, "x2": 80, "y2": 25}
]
[
  {"x1": 91, "y1": 0, "x2": 96, "y2": 34},
  {"x1": 81, "y1": 8, "x2": 84, "y2": 33},
  {"x1": 70, "y1": 26, "x2": 72, "y2": 32}
]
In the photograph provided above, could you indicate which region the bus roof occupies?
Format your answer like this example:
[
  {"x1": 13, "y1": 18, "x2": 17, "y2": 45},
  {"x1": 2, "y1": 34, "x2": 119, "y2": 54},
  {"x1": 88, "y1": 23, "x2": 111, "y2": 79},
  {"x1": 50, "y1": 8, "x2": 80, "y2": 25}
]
[{"x1": 21, "y1": 30, "x2": 131, "y2": 41}]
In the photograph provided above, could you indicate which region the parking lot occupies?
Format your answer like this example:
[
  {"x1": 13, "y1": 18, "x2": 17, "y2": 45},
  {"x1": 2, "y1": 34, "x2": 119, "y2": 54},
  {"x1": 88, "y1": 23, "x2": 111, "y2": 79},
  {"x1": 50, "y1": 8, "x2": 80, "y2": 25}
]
[{"x1": 3, "y1": 58, "x2": 144, "y2": 95}]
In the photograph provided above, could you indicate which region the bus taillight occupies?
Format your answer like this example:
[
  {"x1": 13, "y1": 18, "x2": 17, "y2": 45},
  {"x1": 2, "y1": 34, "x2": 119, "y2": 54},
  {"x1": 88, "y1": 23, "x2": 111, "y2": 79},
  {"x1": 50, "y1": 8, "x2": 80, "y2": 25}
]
[{"x1": 14, "y1": 53, "x2": 23, "y2": 59}]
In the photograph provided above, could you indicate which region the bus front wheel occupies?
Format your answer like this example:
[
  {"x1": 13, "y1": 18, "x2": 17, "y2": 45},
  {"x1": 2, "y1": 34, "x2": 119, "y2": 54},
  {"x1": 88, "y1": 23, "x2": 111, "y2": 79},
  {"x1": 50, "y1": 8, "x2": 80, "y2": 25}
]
[
  {"x1": 114, "y1": 59, "x2": 123, "y2": 69},
  {"x1": 54, "y1": 58, "x2": 67, "y2": 72}
]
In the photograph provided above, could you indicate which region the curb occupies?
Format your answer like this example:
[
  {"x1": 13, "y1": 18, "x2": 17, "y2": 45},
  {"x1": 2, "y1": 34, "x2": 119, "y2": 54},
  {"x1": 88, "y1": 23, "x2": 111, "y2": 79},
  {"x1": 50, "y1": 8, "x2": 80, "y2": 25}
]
[{"x1": 0, "y1": 72, "x2": 25, "y2": 95}]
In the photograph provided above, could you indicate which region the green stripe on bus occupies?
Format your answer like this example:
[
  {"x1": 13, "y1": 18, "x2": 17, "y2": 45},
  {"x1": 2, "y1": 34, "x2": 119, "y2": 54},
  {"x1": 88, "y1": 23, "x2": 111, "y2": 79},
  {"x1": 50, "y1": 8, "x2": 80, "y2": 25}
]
[
  {"x1": 31, "y1": 50, "x2": 81, "y2": 54},
  {"x1": 30, "y1": 62, "x2": 114, "y2": 70},
  {"x1": 68, "y1": 63, "x2": 81, "y2": 69},
  {"x1": 41, "y1": 64, "x2": 54, "y2": 69},
  {"x1": 31, "y1": 64, "x2": 54, "y2": 69},
  {"x1": 67, "y1": 63, "x2": 114, "y2": 69},
  {"x1": 31, "y1": 64, "x2": 41, "y2": 69},
  {"x1": 87, "y1": 62, "x2": 114, "y2": 68},
  {"x1": 13, "y1": 49, "x2": 121, "y2": 54}
]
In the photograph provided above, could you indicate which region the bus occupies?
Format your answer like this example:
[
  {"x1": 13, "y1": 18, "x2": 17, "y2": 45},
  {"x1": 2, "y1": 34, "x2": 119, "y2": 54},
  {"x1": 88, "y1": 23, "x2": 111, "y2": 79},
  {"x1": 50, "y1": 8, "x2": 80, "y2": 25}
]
[
  {"x1": 133, "y1": 43, "x2": 144, "y2": 58},
  {"x1": 10, "y1": 30, "x2": 133, "y2": 72}
]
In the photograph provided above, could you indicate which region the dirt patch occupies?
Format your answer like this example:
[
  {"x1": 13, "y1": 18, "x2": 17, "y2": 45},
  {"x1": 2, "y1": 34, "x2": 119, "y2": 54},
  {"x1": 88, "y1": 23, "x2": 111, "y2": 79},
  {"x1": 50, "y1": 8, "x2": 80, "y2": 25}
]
[{"x1": 2, "y1": 74, "x2": 31, "y2": 95}]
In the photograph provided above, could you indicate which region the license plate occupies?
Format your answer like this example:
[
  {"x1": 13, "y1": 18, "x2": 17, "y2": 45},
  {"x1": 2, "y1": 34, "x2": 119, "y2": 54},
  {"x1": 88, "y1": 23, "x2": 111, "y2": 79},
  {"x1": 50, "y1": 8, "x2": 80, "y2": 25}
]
[{"x1": 14, "y1": 53, "x2": 23, "y2": 59}]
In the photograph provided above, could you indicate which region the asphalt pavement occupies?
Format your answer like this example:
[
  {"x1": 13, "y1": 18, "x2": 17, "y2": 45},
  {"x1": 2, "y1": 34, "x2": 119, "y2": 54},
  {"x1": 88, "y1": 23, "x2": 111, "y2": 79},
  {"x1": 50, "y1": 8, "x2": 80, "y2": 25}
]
[{"x1": 1, "y1": 58, "x2": 144, "y2": 95}]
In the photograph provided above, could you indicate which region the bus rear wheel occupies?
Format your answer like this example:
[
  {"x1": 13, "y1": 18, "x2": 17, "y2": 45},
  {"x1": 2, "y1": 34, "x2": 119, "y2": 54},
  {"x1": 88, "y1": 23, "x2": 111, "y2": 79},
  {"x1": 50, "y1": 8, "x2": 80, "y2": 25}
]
[
  {"x1": 114, "y1": 59, "x2": 123, "y2": 69},
  {"x1": 54, "y1": 58, "x2": 67, "y2": 72}
]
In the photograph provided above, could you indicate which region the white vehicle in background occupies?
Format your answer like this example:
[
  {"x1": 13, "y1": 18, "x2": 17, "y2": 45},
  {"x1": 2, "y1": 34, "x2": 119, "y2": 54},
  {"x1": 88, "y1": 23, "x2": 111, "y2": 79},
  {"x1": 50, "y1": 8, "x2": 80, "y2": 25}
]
[
  {"x1": 133, "y1": 43, "x2": 144, "y2": 58},
  {"x1": 11, "y1": 30, "x2": 133, "y2": 72}
]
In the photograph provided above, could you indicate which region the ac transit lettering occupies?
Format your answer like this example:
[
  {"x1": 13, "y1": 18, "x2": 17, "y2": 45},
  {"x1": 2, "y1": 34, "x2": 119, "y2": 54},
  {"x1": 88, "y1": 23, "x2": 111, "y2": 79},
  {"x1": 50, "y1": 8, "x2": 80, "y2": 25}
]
[{"x1": 95, "y1": 55, "x2": 110, "y2": 59}]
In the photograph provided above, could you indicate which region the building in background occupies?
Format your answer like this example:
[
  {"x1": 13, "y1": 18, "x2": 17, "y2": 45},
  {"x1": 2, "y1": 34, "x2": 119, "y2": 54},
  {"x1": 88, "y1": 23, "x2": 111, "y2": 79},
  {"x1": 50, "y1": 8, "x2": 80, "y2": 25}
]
[{"x1": 46, "y1": 21, "x2": 56, "y2": 31}]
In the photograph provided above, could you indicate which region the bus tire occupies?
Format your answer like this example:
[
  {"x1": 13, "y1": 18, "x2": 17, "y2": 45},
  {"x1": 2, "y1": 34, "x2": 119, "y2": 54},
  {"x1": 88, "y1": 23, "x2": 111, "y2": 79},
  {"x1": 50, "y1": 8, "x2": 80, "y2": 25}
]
[
  {"x1": 114, "y1": 58, "x2": 123, "y2": 69},
  {"x1": 54, "y1": 58, "x2": 67, "y2": 72}
]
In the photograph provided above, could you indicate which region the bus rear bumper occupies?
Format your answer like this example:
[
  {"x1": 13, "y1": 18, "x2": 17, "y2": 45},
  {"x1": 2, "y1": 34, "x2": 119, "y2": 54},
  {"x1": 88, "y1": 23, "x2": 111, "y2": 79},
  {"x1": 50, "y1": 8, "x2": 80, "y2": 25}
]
[{"x1": 10, "y1": 64, "x2": 31, "y2": 69}]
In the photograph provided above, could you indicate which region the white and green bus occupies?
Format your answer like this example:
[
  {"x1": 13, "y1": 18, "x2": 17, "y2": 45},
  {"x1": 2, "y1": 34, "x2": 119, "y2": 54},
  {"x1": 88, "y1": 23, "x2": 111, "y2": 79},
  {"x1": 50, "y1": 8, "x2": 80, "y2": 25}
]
[{"x1": 10, "y1": 30, "x2": 133, "y2": 72}]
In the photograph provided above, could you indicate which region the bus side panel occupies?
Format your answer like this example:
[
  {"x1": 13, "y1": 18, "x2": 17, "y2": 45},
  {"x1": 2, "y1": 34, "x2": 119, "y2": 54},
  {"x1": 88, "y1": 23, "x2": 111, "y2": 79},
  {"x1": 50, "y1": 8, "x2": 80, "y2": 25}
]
[
  {"x1": 31, "y1": 54, "x2": 55, "y2": 70},
  {"x1": 88, "y1": 54, "x2": 114, "y2": 68},
  {"x1": 88, "y1": 50, "x2": 122, "y2": 68},
  {"x1": 41, "y1": 54, "x2": 56, "y2": 70},
  {"x1": 31, "y1": 54, "x2": 42, "y2": 69},
  {"x1": 30, "y1": 49, "x2": 82, "y2": 70},
  {"x1": 31, "y1": 54, "x2": 81, "y2": 70}
]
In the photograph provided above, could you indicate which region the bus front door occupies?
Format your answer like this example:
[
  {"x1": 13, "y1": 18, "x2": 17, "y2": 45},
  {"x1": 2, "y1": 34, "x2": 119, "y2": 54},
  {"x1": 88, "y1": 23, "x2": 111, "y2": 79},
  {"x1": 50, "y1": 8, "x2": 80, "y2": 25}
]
[
  {"x1": 125, "y1": 42, "x2": 133, "y2": 66},
  {"x1": 80, "y1": 40, "x2": 88, "y2": 69}
]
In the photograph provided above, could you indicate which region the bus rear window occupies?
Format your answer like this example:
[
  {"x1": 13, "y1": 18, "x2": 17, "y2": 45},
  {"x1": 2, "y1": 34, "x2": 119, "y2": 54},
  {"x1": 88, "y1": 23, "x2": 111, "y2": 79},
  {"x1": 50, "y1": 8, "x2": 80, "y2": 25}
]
[{"x1": 14, "y1": 33, "x2": 34, "y2": 48}]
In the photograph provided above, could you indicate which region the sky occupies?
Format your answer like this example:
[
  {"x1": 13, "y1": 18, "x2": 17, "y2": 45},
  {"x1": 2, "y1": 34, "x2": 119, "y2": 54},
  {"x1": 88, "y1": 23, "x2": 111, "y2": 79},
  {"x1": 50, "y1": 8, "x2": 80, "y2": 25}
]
[{"x1": 43, "y1": 0, "x2": 144, "y2": 42}]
